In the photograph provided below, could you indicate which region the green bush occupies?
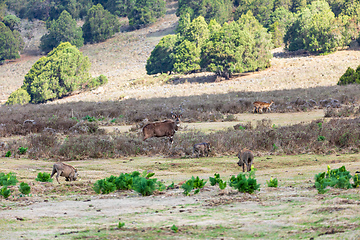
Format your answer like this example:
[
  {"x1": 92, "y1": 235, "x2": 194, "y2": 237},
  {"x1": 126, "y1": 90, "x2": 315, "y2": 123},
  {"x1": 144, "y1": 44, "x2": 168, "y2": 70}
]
[
  {"x1": 40, "y1": 10, "x2": 84, "y2": 53},
  {"x1": 146, "y1": 34, "x2": 177, "y2": 75},
  {"x1": 93, "y1": 179, "x2": 117, "y2": 194},
  {"x1": 0, "y1": 172, "x2": 18, "y2": 186},
  {"x1": 229, "y1": 167, "x2": 260, "y2": 194},
  {"x1": 209, "y1": 173, "x2": 227, "y2": 190},
  {"x1": 182, "y1": 176, "x2": 207, "y2": 196},
  {"x1": 82, "y1": 4, "x2": 121, "y2": 43},
  {"x1": 3, "y1": 14, "x2": 21, "y2": 31},
  {"x1": 128, "y1": 0, "x2": 166, "y2": 28},
  {"x1": 18, "y1": 147, "x2": 28, "y2": 155},
  {"x1": 5, "y1": 151, "x2": 11, "y2": 157},
  {"x1": 118, "y1": 222, "x2": 125, "y2": 228},
  {"x1": 8, "y1": 42, "x2": 92, "y2": 104},
  {"x1": 266, "y1": 177, "x2": 278, "y2": 188},
  {"x1": 337, "y1": 67, "x2": 360, "y2": 85},
  {"x1": 315, "y1": 165, "x2": 354, "y2": 194},
  {"x1": 0, "y1": 22, "x2": 22, "y2": 62},
  {"x1": 86, "y1": 75, "x2": 108, "y2": 89},
  {"x1": 36, "y1": 172, "x2": 53, "y2": 182},
  {"x1": 0, "y1": 186, "x2": 11, "y2": 199},
  {"x1": 5, "y1": 88, "x2": 31, "y2": 105},
  {"x1": 19, "y1": 182, "x2": 31, "y2": 195}
]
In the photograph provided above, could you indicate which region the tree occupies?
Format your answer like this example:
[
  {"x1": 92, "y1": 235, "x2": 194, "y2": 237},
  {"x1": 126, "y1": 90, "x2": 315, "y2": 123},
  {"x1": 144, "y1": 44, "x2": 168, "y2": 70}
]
[
  {"x1": 49, "y1": 0, "x2": 94, "y2": 20},
  {"x1": 284, "y1": 1, "x2": 342, "y2": 54},
  {"x1": 0, "y1": 22, "x2": 22, "y2": 62},
  {"x1": 146, "y1": 34, "x2": 177, "y2": 75},
  {"x1": 176, "y1": 13, "x2": 191, "y2": 35},
  {"x1": 201, "y1": 11, "x2": 272, "y2": 78},
  {"x1": 40, "y1": 10, "x2": 83, "y2": 53},
  {"x1": 82, "y1": 4, "x2": 121, "y2": 43},
  {"x1": 8, "y1": 42, "x2": 94, "y2": 104},
  {"x1": 2, "y1": 15, "x2": 21, "y2": 31},
  {"x1": 337, "y1": 66, "x2": 360, "y2": 85},
  {"x1": 234, "y1": 0, "x2": 275, "y2": 25},
  {"x1": 128, "y1": 0, "x2": 166, "y2": 28}
]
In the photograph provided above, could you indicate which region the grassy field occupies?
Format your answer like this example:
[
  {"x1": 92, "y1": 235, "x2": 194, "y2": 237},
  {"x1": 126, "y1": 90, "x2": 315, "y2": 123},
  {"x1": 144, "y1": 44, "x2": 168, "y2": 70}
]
[{"x1": 0, "y1": 153, "x2": 360, "y2": 239}]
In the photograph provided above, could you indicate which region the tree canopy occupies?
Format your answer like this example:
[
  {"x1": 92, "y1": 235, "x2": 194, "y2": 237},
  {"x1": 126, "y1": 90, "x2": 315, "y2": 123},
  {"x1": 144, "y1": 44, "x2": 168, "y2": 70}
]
[{"x1": 40, "y1": 10, "x2": 84, "y2": 53}]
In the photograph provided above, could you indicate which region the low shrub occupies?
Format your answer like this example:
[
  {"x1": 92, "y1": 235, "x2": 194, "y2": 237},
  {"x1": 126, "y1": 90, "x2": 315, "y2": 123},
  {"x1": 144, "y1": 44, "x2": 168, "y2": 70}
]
[
  {"x1": 0, "y1": 172, "x2": 18, "y2": 186},
  {"x1": 209, "y1": 173, "x2": 226, "y2": 190},
  {"x1": 229, "y1": 167, "x2": 260, "y2": 194},
  {"x1": 19, "y1": 182, "x2": 31, "y2": 195},
  {"x1": 18, "y1": 147, "x2": 28, "y2": 155},
  {"x1": 315, "y1": 165, "x2": 354, "y2": 194},
  {"x1": 118, "y1": 222, "x2": 125, "y2": 229},
  {"x1": 5, "y1": 88, "x2": 30, "y2": 105},
  {"x1": 182, "y1": 176, "x2": 207, "y2": 196},
  {"x1": 35, "y1": 172, "x2": 53, "y2": 182},
  {"x1": 266, "y1": 177, "x2": 278, "y2": 188},
  {"x1": 86, "y1": 75, "x2": 108, "y2": 89},
  {"x1": 0, "y1": 186, "x2": 11, "y2": 199},
  {"x1": 5, "y1": 151, "x2": 11, "y2": 157}
]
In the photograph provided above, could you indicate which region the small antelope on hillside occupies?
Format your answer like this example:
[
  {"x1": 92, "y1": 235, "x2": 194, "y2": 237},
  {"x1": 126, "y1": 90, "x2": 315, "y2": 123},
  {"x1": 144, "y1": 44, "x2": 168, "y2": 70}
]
[
  {"x1": 142, "y1": 113, "x2": 181, "y2": 144},
  {"x1": 253, "y1": 100, "x2": 274, "y2": 113}
]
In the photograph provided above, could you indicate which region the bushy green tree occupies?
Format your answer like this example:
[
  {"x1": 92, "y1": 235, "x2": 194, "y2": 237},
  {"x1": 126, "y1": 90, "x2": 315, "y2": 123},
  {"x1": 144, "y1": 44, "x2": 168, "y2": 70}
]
[
  {"x1": 128, "y1": 0, "x2": 166, "y2": 28},
  {"x1": 40, "y1": 10, "x2": 84, "y2": 53},
  {"x1": 176, "y1": 13, "x2": 191, "y2": 34},
  {"x1": 2, "y1": 15, "x2": 21, "y2": 31},
  {"x1": 234, "y1": 0, "x2": 275, "y2": 25},
  {"x1": 0, "y1": 22, "x2": 23, "y2": 62},
  {"x1": 201, "y1": 11, "x2": 272, "y2": 78},
  {"x1": 267, "y1": 7, "x2": 295, "y2": 47},
  {"x1": 146, "y1": 34, "x2": 177, "y2": 74},
  {"x1": 82, "y1": 4, "x2": 121, "y2": 43},
  {"x1": 284, "y1": 1, "x2": 342, "y2": 54},
  {"x1": 49, "y1": 0, "x2": 93, "y2": 20},
  {"x1": 337, "y1": 66, "x2": 360, "y2": 85},
  {"x1": 6, "y1": 88, "x2": 31, "y2": 105},
  {"x1": 177, "y1": 0, "x2": 232, "y2": 24},
  {"x1": 7, "y1": 42, "x2": 92, "y2": 104}
]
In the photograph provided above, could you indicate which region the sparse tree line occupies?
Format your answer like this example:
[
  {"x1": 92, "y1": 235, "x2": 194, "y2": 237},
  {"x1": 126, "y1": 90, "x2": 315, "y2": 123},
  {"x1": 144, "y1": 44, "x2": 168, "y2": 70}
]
[{"x1": 0, "y1": 0, "x2": 166, "y2": 61}]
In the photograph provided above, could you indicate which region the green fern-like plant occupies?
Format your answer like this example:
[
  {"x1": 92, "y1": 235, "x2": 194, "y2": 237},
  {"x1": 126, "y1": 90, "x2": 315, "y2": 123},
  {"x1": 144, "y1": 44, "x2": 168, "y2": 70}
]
[
  {"x1": 5, "y1": 151, "x2": 11, "y2": 157},
  {"x1": 19, "y1": 182, "x2": 31, "y2": 195},
  {"x1": 182, "y1": 176, "x2": 207, "y2": 196},
  {"x1": 229, "y1": 167, "x2": 260, "y2": 194},
  {"x1": 0, "y1": 172, "x2": 18, "y2": 186},
  {"x1": 0, "y1": 186, "x2": 11, "y2": 199},
  {"x1": 266, "y1": 177, "x2": 278, "y2": 188},
  {"x1": 209, "y1": 173, "x2": 227, "y2": 190},
  {"x1": 35, "y1": 172, "x2": 53, "y2": 182}
]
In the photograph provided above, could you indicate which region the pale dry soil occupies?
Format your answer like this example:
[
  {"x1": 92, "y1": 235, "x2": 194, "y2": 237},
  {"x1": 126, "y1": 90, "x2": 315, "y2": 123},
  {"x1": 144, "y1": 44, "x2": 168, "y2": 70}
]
[{"x1": 1, "y1": 154, "x2": 360, "y2": 239}]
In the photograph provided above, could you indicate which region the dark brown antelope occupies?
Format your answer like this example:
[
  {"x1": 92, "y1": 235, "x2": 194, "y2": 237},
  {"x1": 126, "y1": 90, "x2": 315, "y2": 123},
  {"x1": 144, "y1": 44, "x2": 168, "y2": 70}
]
[{"x1": 142, "y1": 114, "x2": 181, "y2": 144}]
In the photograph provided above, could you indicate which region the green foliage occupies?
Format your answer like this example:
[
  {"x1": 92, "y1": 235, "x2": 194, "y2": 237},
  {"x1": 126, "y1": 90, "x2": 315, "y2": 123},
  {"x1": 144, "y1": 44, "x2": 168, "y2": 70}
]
[
  {"x1": 40, "y1": 10, "x2": 84, "y2": 53},
  {"x1": 93, "y1": 178, "x2": 117, "y2": 194},
  {"x1": 36, "y1": 172, "x2": 53, "y2": 182},
  {"x1": 5, "y1": 88, "x2": 31, "y2": 105},
  {"x1": 209, "y1": 173, "x2": 227, "y2": 189},
  {"x1": 173, "y1": 39, "x2": 200, "y2": 73},
  {"x1": 49, "y1": 0, "x2": 93, "y2": 20},
  {"x1": 82, "y1": 115, "x2": 97, "y2": 122},
  {"x1": 19, "y1": 182, "x2": 31, "y2": 195},
  {"x1": 118, "y1": 222, "x2": 125, "y2": 228},
  {"x1": 337, "y1": 67, "x2": 360, "y2": 85},
  {"x1": 0, "y1": 186, "x2": 11, "y2": 199},
  {"x1": 82, "y1": 4, "x2": 121, "y2": 43},
  {"x1": 266, "y1": 177, "x2": 278, "y2": 187},
  {"x1": 146, "y1": 34, "x2": 177, "y2": 75},
  {"x1": 18, "y1": 147, "x2": 28, "y2": 155},
  {"x1": 5, "y1": 151, "x2": 11, "y2": 157},
  {"x1": 0, "y1": 22, "x2": 22, "y2": 62},
  {"x1": 234, "y1": 0, "x2": 274, "y2": 25},
  {"x1": 267, "y1": 7, "x2": 295, "y2": 47},
  {"x1": 201, "y1": 12, "x2": 272, "y2": 79},
  {"x1": 229, "y1": 167, "x2": 260, "y2": 194},
  {"x1": 284, "y1": 1, "x2": 342, "y2": 54},
  {"x1": 177, "y1": 0, "x2": 233, "y2": 24},
  {"x1": 317, "y1": 135, "x2": 326, "y2": 141},
  {"x1": 353, "y1": 174, "x2": 360, "y2": 188},
  {"x1": 93, "y1": 171, "x2": 164, "y2": 196},
  {"x1": 10, "y1": 42, "x2": 92, "y2": 104},
  {"x1": 128, "y1": 0, "x2": 166, "y2": 28},
  {"x1": 170, "y1": 224, "x2": 178, "y2": 233},
  {"x1": 315, "y1": 165, "x2": 354, "y2": 194},
  {"x1": 182, "y1": 176, "x2": 207, "y2": 196},
  {"x1": 0, "y1": 172, "x2": 18, "y2": 186},
  {"x1": 86, "y1": 75, "x2": 108, "y2": 89},
  {"x1": 176, "y1": 13, "x2": 191, "y2": 34},
  {"x1": 3, "y1": 14, "x2": 21, "y2": 31}
]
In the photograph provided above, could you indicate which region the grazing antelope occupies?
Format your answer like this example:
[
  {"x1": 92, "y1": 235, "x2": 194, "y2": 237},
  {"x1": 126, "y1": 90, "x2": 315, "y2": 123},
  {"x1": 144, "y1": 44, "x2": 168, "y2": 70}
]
[
  {"x1": 253, "y1": 100, "x2": 274, "y2": 113},
  {"x1": 237, "y1": 148, "x2": 254, "y2": 172},
  {"x1": 51, "y1": 162, "x2": 78, "y2": 184},
  {"x1": 142, "y1": 114, "x2": 181, "y2": 144}
]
